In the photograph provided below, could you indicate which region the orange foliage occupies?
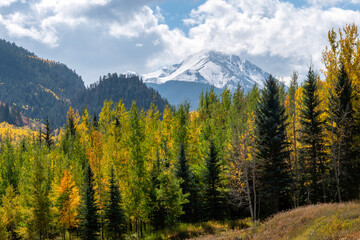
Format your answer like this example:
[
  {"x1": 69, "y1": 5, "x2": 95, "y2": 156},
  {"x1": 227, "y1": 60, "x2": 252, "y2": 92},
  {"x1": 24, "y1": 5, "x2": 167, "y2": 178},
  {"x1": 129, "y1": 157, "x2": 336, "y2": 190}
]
[{"x1": 57, "y1": 170, "x2": 80, "y2": 230}]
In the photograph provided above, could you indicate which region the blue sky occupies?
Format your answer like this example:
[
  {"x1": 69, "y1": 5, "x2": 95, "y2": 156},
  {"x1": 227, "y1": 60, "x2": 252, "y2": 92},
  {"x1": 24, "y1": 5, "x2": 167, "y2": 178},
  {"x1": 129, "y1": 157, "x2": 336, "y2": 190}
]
[{"x1": 0, "y1": 0, "x2": 359, "y2": 85}]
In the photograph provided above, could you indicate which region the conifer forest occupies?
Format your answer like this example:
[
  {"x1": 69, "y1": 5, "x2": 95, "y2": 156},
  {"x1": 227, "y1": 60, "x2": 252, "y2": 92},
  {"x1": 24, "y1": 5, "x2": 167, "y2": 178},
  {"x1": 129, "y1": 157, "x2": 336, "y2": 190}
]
[{"x1": 1, "y1": 24, "x2": 360, "y2": 240}]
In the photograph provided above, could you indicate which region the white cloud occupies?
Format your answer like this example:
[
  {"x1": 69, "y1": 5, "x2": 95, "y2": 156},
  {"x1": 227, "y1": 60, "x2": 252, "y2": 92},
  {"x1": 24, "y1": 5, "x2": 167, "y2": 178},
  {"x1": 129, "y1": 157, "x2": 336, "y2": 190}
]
[
  {"x1": 0, "y1": 0, "x2": 359, "y2": 83},
  {"x1": 307, "y1": 0, "x2": 360, "y2": 6},
  {"x1": 135, "y1": 0, "x2": 360, "y2": 79},
  {"x1": 0, "y1": 0, "x2": 16, "y2": 7},
  {"x1": 109, "y1": 6, "x2": 160, "y2": 38}
]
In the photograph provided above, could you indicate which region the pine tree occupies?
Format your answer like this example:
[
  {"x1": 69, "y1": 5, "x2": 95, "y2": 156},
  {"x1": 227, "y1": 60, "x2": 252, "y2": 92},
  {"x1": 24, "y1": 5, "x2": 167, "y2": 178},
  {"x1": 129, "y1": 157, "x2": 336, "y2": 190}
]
[
  {"x1": 105, "y1": 167, "x2": 126, "y2": 240},
  {"x1": 29, "y1": 153, "x2": 51, "y2": 239},
  {"x1": 299, "y1": 67, "x2": 327, "y2": 204},
  {"x1": 287, "y1": 72, "x2": 300, "y2": 207},
  {"x1": 44, "y1": 116, "x2": 53, "y2": 150},
  {"x1": 67, "y1": 109, "x2": 77, "y2": 138},
  {"x1": 92, "y1": 113, "x2": 98, "y2": 130},
  {"x1": 149, "y1": 153, "x2": 186, "y2": 230},
  {"x1": 255, "y1": 74, "x2": 291, "y2": 215},
  {"x1": 329, "y1": 64, "x2": 356, "y2": 201},
  {"x1": 149, "y1": 155, "x2": 167, "y2": 230},
  {"x1": 204, "y1": 140, "x2": 223, "y2": 220},
  {"x1": 78, "y1": 165, "x2": 99, "y2": 240},
  {"x1": 176, "y1": 142, "x2": 192, "y2": 221}
]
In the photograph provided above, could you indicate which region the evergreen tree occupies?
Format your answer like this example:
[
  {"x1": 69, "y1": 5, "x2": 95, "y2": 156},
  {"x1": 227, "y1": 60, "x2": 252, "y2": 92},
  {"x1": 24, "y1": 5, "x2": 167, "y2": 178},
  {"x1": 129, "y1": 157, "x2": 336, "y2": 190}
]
[
  {"x1": 299, "y1": 67, "x2": 327, "y2": 204},
  {"x1": 287, "y1": 72, "x2": 300, "y2": 207},
  {"x1": 44, "y1": 116, "x2": 53, "y2": 150},
  {"x1": 150, "y1": 153, "x2": 186, "y2": 230},
  {"x1": 329, "y1": 64, "x2": 357, "y2": 201},
  {"x1": 92, "y1": 113, "x2": 98, "y2": 130},
  {"x1": 204, "y1": 140, "x2": 223, "y2": 220},
  {"x1": 105, "y1": 167, "x2": 126, "y2": 240},
  {"x1": 67, "y1": 109, "x2": 76, "y2": 138},
  {"x1": 255, "y1": 75, "x2": 291, "y2": 215},
  {"x1": 149, "y1": 155, "x2": 167, "y2": 230},
  {"x1": 78, "y1": 164, "x2": 99, "y2": 240},
  {"x1": 29, "y1": 153, "x2": 51, "y2": 240},
  {"x1": 176, "y1": 142, "x2": 192, "y2": 221}
]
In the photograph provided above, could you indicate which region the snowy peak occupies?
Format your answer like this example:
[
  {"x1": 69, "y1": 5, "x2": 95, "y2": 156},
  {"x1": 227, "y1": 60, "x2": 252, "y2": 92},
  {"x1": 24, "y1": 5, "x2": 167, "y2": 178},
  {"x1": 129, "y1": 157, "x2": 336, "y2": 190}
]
[{"x1": 142, "y1": 50, "x2": 269, "y2": 90}]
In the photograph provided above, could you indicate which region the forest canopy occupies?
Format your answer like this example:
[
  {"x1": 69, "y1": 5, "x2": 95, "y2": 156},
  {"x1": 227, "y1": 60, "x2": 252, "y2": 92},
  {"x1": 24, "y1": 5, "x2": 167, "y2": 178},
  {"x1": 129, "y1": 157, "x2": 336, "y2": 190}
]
[{"x1": 0, "y1": 24, "x2": 360, "y2": 239}]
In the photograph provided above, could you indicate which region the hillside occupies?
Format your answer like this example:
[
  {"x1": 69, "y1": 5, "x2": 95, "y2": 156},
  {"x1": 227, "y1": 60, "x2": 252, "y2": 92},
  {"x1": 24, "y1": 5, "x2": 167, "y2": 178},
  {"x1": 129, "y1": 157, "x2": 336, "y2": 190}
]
[
  {"x1": 0, "y1": 39, "x2": 85, "y2": 127},
  {"x1": 0, "y1": 40, "x2": 168, "y2": 127},
  {"x1": 0, "y1": 102, "x2": 23, "y2": 126},
  {"x1": 73, "y1": 73, "x2": 168, "y2": 116},
  {"x1": 146, "y1": 81, "x2": 223, "y2": 110},
  {"x1": 184, "y1": 202, "x2": 360, "y2": 240}
]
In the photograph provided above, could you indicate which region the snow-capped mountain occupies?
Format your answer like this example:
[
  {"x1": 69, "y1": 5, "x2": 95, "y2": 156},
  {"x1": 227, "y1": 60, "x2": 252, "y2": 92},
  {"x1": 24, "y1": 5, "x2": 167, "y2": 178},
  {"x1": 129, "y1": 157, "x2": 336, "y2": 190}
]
[{"x1": 142, "y1": 50, "x2": 269, "y2": 91}]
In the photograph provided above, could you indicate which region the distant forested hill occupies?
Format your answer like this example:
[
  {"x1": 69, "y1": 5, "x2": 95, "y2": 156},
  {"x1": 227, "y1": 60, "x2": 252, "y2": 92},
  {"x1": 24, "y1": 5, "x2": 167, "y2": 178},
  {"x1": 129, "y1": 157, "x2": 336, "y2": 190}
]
[
  {"x1": 0, "y1": 102, "x2": 23, "y2": 126},
  {"x1": 73, "y1": 73, "x2": 167, "y2": 117},
  {"x1": 0, "y1": 39, "x2": 85, "y2": 127},
  {"x1": 0, "y1": 40, "x2": 167, "y2": 127}
]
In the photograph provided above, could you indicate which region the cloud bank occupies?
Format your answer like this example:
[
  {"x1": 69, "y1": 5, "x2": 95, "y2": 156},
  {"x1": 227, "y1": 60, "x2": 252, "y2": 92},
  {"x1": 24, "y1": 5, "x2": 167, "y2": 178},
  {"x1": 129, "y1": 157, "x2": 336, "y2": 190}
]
[{"x1": 0, "y1": 0, "x2": 359, "y2": 84}]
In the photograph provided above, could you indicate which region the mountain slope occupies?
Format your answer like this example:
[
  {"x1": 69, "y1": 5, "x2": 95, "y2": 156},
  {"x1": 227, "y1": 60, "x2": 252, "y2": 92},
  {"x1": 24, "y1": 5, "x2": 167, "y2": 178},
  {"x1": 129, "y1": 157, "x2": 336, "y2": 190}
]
[
  {"x1": 0, "y1": 39, "x2": 85, "y2": 127},
  {"x1": 73, "y1": 73, "x2": 168, "y2": 116},
  {"x1": 147, "y1": 81, "x2": 223, "y2": 109},
  {"x1": 142, "y1": 50, "x2": 269, "y2": 108},
  {"x1": 0, "y1": 40, "x2": 168, "y2": 128}
]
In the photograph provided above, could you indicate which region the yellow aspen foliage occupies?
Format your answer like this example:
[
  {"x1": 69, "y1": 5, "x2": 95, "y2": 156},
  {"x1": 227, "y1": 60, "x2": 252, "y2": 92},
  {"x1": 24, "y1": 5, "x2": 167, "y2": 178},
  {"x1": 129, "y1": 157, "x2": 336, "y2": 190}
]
[
  {"x1": 66, "y1": 107, "x2": 80, "y2": 130},
  {"x1": 145, "y1": 103, "x2": 161, "y2": 169},
  {"x1": 87, "y1": 129, "x2": 108, "y2": 228},
  {"x1": 0, "y1": 122, "x2": 35, "y2": 142},
  {"x1": 187, "y1": 111, "x2": 204, "y2": 168},
  {"x1": 99, "y1": 100, "x2": 113, "y2": 133},
  {"x1": 78, "y1": 107, "x2": 91, "y2": 146},
  {"x1": 107, "y1": 100, "x2": 130, "y2": 188},
  {"x1": 56, "y1": 170, "x2": 80, "y2": 232},
  {"x1": 321, "y1": 24, "x2": 360, "y2": 155},
  {"x1": 0, "y1": 185, "x2": 22, "y2": 239},
  {"x1": 322, "y1": 24, "x2": 360, "y2": 110},
  {"x1": 160, "y1": 105, "x2": 175, "y2": 166}
]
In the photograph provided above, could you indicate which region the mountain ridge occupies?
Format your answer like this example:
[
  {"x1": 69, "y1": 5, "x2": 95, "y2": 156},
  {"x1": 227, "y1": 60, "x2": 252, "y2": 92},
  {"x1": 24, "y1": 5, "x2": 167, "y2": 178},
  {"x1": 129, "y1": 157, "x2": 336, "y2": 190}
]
[
  {"x1": 142, "y1": 50, "x2": 269, "y2": 91},
  {"x1": 0, "y1": 39, "x2": 168, "y2": 127},
  {"x1": 142, "y1": 50, "x2": 270, "y2": 108}
]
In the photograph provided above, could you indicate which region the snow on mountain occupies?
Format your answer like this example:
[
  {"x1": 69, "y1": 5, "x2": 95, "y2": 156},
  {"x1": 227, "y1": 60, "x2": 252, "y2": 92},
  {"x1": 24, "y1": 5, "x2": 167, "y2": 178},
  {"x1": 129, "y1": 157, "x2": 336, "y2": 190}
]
[{"x1": 142, "y1": 50, "x2": 269, "y2": 91}]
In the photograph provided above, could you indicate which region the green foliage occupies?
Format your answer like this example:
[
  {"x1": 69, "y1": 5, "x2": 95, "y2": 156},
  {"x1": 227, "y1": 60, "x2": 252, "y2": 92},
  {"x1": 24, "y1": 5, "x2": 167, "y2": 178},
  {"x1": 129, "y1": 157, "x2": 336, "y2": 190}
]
[
  {"x1": 255, "y1": 75, "x2": 291, "y2": 215},
  {"x1": 0, "y1": 39, "x2": 84, "y2": 127},
  {"x1": 78, "y1": 164, "x2": 100, "y2": 240},
  {"x1": 203, "y1": 140, "x2": 223, "y2": 220},
  {"x1": 0, "y1": 185, "x2": 22, "y2": 239},
  {"x1": 299, "y1": 67, "x2": 327, "y2": 204},
  {"x1": 329, "y1": 64, "x2": 357, "y2": 200},
  {"x1": 127, "y1": 101, "x2": 149, "y2": 237},
  {"x1": 73, "y1": 73, "x2": 167, "y2": 118},
  {"x1": 28, "y1": 150, "x2": 52, "y2": 239},
  {"x1": 43, "y1": 117, "x2": 53, "y2": 150},
  {"x1": 105, "y1": 167, "x2": 126, "y2": 240},
  {"x1": 0, "y1": 139, "x2": 19, "y2": 195}
]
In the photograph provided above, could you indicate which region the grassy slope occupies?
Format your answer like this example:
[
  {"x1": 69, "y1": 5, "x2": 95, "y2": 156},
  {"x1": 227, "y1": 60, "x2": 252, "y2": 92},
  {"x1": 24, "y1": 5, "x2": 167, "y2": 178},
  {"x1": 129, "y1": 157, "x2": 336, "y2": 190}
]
[{"x1": 187, "y1": 202, "x2": 360, "y2": 240}]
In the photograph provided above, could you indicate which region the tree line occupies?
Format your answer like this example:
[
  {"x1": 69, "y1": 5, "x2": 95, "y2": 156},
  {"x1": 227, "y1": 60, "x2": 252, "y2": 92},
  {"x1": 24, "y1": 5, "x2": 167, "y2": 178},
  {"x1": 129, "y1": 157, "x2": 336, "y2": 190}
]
[{"x1": 0, "y1": 24, "x2": 359, "y2": 239}]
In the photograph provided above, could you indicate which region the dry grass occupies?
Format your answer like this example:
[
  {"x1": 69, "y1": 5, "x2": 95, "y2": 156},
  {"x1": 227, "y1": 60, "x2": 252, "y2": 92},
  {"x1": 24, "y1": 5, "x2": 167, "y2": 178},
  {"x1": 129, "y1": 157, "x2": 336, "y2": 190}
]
[
  {"x1": 251, "y1": 202, "x2": 360, "y2": 240},
  {"x1": 185, "y1": 202, "x2": 360, "y2": 240}
]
